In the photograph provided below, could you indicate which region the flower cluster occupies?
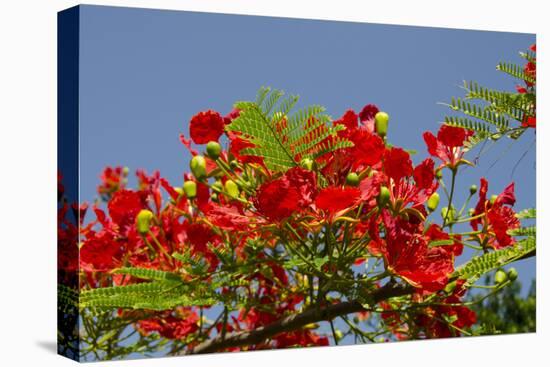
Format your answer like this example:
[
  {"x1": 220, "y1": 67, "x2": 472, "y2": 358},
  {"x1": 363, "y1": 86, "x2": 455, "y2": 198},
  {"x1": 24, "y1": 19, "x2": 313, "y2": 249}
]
[{"x1": 75, "y1": 92, "x2": 526, "y2": 355}]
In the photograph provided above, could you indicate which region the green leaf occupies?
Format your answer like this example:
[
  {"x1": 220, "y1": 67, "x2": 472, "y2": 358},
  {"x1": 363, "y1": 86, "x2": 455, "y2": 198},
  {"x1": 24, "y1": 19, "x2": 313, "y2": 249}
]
[
  {"x1": 453, "y1": 237, "x2": 535, "y2": 283},
  {"x1": 227, "y1": 87, "x2": 353, "y2": 172},
  {"x1": 515, "y1": 208, "x2": 536, "y2": 219},
  {"x1": 112, "y1": 267, "x2": 182, "y2": 282}
]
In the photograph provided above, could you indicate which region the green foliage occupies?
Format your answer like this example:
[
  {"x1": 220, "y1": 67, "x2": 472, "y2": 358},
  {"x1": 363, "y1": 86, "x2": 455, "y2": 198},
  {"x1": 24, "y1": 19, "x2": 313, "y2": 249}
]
[
  {"x1": 470, "y1": 277, "x2": 536, "y2": 334},
  {"x1": 453, "y1": 237, "x2": 535, "y2": 283},
  {"x1": 113, "y1": 267, "x2": 182, "y2": 282},
  {"x1": 516, "y1": 207, "x2": 536, "y2": 219},
  {"x1": 227, "y1": 87, "x2": 353, "y2": 171},
  {"x1": 442, "y1": 46, "x2": 535, "y2": 150}
]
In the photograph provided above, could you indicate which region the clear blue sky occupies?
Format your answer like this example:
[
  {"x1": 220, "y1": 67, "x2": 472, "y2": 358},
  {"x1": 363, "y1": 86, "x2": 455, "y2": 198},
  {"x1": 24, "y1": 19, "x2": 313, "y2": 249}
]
[{"x1": 78, "y1": 6, "x2": 535, "y2": 296}]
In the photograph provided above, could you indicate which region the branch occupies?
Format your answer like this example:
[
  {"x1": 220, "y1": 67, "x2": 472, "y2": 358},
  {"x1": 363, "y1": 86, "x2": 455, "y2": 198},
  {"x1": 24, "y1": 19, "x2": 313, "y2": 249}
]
[{"x1": 187, "y1": 283, "x2": 411, "y2": 354}]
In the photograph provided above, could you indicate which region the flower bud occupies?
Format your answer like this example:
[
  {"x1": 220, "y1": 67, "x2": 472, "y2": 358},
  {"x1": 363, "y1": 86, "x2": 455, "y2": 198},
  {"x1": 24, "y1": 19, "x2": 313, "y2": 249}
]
[
  {"x1": 427, "y1": 192, "x2": 440, "y2": 212},
  {"x1": 469, "y1": 184, "x2": 478, "y2": 195},
  {"x1": 122, "y1": 166, "x2": 130, "y2": 175},
  {"x1": 190, "y1": 155, "x2": 207, "y2": 180},
  {"x1": 435, "y1": 169, "x2": 443, "y2": 179},
  {"x1": 441, "y1": 206, "x2": 456, "y2": 222},
  {"x1": 212, "y1": 180, "x2": 223, "y2": 192},
  {"x1": 378, "y1": 186, "x2": 391, "y2": 207},
  {"x1": 374, "y1": 111, "x2": 389, "y2": 138},
  {"x1": 229, "y1": 160, "x2": 240, "y2": 170},
  {"x1": 225, "y1": 179, "x2": 239, "y2": 198},
  {"x1": 174, "y1": 187, "x2": 183, "y2": 197},
  {"x1": 495, "y1": 269, "x2": 508, "y2": 284},
  {"x1": 346, "y1": 172, "x2": 360, "y2": 186},
  {"x1": 136, "y1": 209, "x2": 154, "y2": 235},
  {"x1": 490, "y1": 194, "x2": 498, "y2": 204},
  {"x1": 183, "y1": 180, "x2": 197, "y2": 198},
  {"x1": 211, "y1": 192, "x2": 219, "y2": 202},
  {"x1": 507, "y1": 267, "x2": 518, "y2": 281},
  {"x1": 300, "y1": 157, "x2": 315, "y2": 171},
  {"x1": 206, "y1": 141, "x2": 222, "y2": 160}
]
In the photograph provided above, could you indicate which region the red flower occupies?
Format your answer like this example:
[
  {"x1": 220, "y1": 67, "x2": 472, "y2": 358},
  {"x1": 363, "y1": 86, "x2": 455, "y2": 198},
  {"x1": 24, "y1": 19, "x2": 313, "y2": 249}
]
[
  {"x1": 416, "y1": 280, "x2": 476, "y2": 338},
  {"x1": 138, "y1": 310, "x2": 199, "y2": 340},
  {"x1": 413, "y1": 158, "x2": 436, "y2": 192},
  {"x1": 384, "y1": 147, "x2": 413, "y2": 181},
  {"x1": 189, "y1": 110, "x2": 225, "y2": 144},
  {"x1": 423, "y1": 125, "x2": 473, "y2": 170},
  {"x1": 471, "y1": 178, "x2": 519, "y2": 249},
  {"x1": 255, "y1": 167, "x2": 317, "y2": 221},
  {"x1": 359, "y1": 104, "x2": 379, "y2": 123},
  {"x1": 315, "y1": 186, "x2": 361, "y2": 215},
  {"x1": 333, "y1": 109, "x2": 358, "y2": 131},
  {"x1": 370, "y1": 211, "x2": 454, "y2": 293},
  {"x1": 80, "y1": 231, "x2": 122, "y2": 271},
  {"x1": 97, "y1": 166, "x2": 127, "y2": 200},
  {"x1": 107, "y1": 189, "x2": 146, "y2": 229},
  {"x1": 351, "y1": 130, "x2": 386, "y2": 170}
]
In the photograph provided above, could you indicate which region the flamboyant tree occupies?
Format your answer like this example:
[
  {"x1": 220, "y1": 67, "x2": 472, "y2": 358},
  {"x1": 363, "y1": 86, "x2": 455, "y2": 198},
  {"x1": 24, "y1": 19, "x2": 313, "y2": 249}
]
[{"x1": 57, "y1": 45, "x2": 536, "y2": 361}]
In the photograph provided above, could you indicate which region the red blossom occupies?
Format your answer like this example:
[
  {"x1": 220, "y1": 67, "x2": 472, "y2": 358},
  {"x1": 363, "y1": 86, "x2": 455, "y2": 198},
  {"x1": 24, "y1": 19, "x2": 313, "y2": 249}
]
[
  {"x1": 333, "y1": 109, "x2": 358, "y2": 131},
  {"x1": 384, "y1": 147, "x2": 413, "y2": 181},
  {"x1": 423, "y1": 125, "x2": 473, "y2": 170},
  {"x1": 255, "y1": 167, "x2": 317, "y2": 221},
  {"x1": 107, "y1": 189, "x2": 146, "y2": 229},
  {"x1": 315, "y1": 186, "x2": 361, "y2": 215},
  {"x1": 189, "y1": 110, "x2": 225, "y2": 144}
]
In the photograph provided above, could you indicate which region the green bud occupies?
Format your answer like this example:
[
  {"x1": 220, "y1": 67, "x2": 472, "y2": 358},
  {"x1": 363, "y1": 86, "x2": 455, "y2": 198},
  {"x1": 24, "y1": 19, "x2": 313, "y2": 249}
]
[
  {"x1": 427, "y1": 192, "x2": 440, "y2": 212},
  {"x1": 507, "y1": 267, "x2": 518, "y2": 281},
  {"x1": 229, "y1": 160, "x2": 240, "y2": 170},
  {"x1": 225, "y1": 180, "x2": 239, "y2": 198},
  {"x1": 211, "y1": 192, "x2": 219, "y2": 202},
  {"x1": 122, "y1": 166, "x2": 130, "y2": 176},
  {"x1": 346, "y1": 172, "x2": 360, "y2": 186},
  {"x1": 190, "y1": 155, "x2": 207, "y2": 180},
  {"x1": 490, "y1": 194, "x2": 498, "y2": 204},
  {"x1": 374, "y1": 111, "x2": 389, "y2": 138},
  {"x1": 435, "y1": 169, "x2": 443, "y2": 179},
  {"x1": 183, "y1": 180, "x2": 197, "y2": 198},
  {"x1": 334, "y1": 330, "x2": 344, "y2": 342},
  {"x1": 174, "y1": 187, "x2": 183, "y2": 197},
  {"x1": 495, "y1": 269, "x2": 508, "y2": 284},
  {"x1": 212, "y1": 180, "x2": 224, "y2": 192},
  {"x1": 469, "y1": 184, "x2": 478, "y2": 195},
  {"x1": 136, "y1": 209, "x2": 154, "y2": 235},
  {"x1": 300, "y1": 157, "x2": 315, "y2": 171},
  {"x1": 468, "y1": 208, "x2": 475, "y2": 216},
  {"x1": 441, "y1": 206, "x2": 456, "y2": 222},
  {"x1": 206, "y1": 141, "x2": 222, "y2": 160},
  {"x1": 378, "y1": 186, "x2": 391, "y2": 207}
]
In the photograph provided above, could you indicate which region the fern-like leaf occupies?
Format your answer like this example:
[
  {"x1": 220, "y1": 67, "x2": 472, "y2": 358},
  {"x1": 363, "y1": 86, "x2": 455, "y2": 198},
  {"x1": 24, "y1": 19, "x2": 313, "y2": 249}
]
[
  {"x1": 515, "y1": 208, "x2": 536, "y2": 219},
  {"x1": 453, "y1": 237, "x2": 535, "y2": 283},
  {"x1": 227, "y1": 87, "x2": 353, "y2": 171}
]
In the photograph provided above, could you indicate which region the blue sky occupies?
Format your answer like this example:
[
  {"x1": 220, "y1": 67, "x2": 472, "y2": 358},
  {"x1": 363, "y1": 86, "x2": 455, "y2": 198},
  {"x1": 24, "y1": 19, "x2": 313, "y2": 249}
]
[{"x1": 78, "y1": 5, "x2": 535, "y2": 307}]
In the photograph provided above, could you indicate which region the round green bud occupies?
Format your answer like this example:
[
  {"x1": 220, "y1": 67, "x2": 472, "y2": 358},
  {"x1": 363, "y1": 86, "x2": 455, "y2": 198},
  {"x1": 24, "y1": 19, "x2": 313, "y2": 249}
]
[
  {"x1": 469, "y1": 184, "x2": 478, "y2": 195},
  {"x1": 490, "y1": 194, "x2": 498, "y2": 204},
  {"x1": 507, "y1": 267, "x2": 518, "y2": 281},
  {"x1": 190, "y1": 155, "x2": 207, "y2": 180},
  {"x1": 427, "y1": 192, "x2": 440, "y2": 212},
  {"x1": 435, "y1": 169, "x2": 443, "y2": 179},
  {"x1": 300, "y1": 157, "x2": 315, "y2": 171},
  {"x1": 183, "y1": 180, "x2": 197, "y2": 199},
  {"x1": 346, "y1": 172, "x2": 360, "y2": 186},
  {"x1": 374, "y1": 111, "x2": 389, "y2": 138},
  {"x1": 468, "y1": 208, "x2": 475, "y2": 216},
  {"x1": 136, "y1": 209, "x2": 154, "y2": 235},
  {"x1": 378, "y1": 186, "x2": 391, "y2": 207},
  {"x1": 211, "y1": 192, "x2": 219, "y2": 202},
  {"x1": 334, "y1": 329, "x2": 344, "y2": 342},
  {"x1": 229, "y1": 160, "x2": 240, "y2": 170},
  {"x1": 495, "y1": 269, "x2": 508, "y2": 284},
  {"x1": 225, "y1": 180, "x2": 239, "y2": 198},
  {"x1": 206, "y1": 141, "x2": 222, "y2": 160},
  {"x1": 122, "y1": 166, "x2": 130, "y2": 175}
]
